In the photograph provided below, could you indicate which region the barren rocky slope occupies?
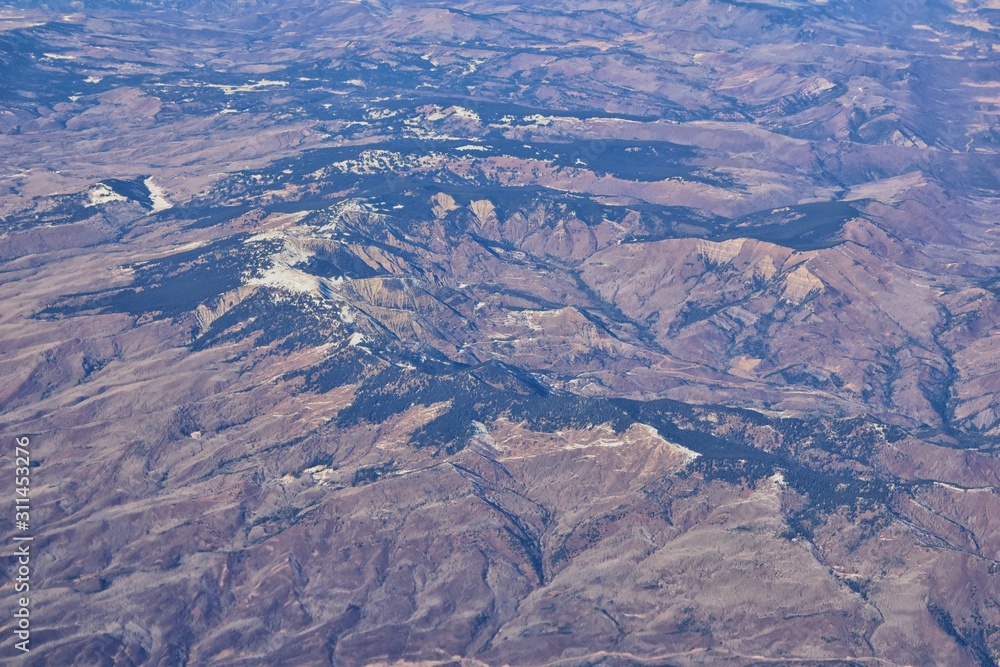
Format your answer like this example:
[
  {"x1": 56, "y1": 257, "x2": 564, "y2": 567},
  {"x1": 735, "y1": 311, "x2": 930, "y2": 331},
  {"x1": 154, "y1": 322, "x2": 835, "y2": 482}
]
[{"x1": 2, "y1": 1, "x2": 1000, "y2": 665}]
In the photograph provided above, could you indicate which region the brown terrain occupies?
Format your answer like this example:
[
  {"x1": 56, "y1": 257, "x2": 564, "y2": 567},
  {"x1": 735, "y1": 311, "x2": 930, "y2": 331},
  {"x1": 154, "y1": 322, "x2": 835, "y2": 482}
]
[{"x1": 1, "y1": 1, "x2": 1000, "y2": 665}]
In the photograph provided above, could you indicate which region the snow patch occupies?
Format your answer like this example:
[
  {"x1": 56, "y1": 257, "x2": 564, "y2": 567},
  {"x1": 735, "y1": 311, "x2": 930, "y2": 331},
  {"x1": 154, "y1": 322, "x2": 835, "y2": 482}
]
[
  {"x1": 472, "y1": 421, "x2": 499, "y2": 450},
  {"x1": 87, "y1": 183, "x2": 127, "y2": 206},
  {"x1": 246, "y1": 229, "x2": 286, "y2": 243},
  {"x1": 144, "y1": 177, "x2": 172, "y2": 212},
  {"x1": 366, "y1": 107, "x2": 399, "y2": 120},
  {"x1": 451, "y1": 106, "x2": 480, "y2": 122},
  {"x1": 329, "y1": 149, "x2": 447, "y2": 176},
  {"x1": 524, "y1": 114, "x2": 555, "y2": 125},
  {"x1": 249, "y1": 264, "x2": 319, "y2": 294},
  {"x1": 934, "y1": 481, "x2": 991, "y2": 493},
  {"x1": 564, "y1": 438, "x2": 623, "y2": 450},
  {"x1": 639, "y1": 424, "x2": 701, "y2": 463},
  {"x1": 207, "y1": 79, "x2": 288, "y2": 95}
]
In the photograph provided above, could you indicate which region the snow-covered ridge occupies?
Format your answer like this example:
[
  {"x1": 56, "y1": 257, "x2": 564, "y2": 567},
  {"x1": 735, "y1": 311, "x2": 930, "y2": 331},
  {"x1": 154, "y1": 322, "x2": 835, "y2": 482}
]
[
  {"x1": 328, "y1": 149, "x2": 447, "y2": 176},
  {"x1": 242, "y1": 209, "x2": 358, "y2": 299}
]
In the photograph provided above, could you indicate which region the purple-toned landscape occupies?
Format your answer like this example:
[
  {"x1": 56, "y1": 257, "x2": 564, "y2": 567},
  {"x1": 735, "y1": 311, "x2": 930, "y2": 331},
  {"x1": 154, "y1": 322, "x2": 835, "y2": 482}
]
[{"x1": 2, "y1": 1, "x2": 1000, "y2": 665}]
